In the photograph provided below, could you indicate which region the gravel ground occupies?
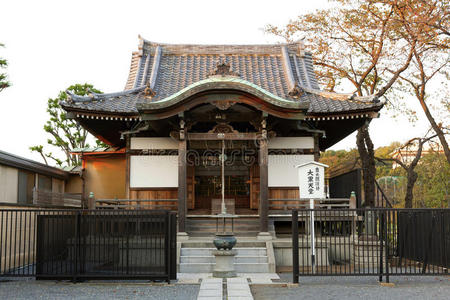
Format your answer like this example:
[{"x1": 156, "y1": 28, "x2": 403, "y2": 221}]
[
  {"x1": 252, "y1": 273, "x2": 450, "y2": 300},
  {"x1": 0, "y1": 279, "x2": 199, "y2": 300},
  {"x1": 2, "y1": 275, "x2": 448, "y2": 300}
]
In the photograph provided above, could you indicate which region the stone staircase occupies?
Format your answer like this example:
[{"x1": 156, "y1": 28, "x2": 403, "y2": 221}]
[
  {"x1": 179, "y1": 241, "x2": 274, "y2": 273},
  {"x1": 186, "y1": 217, "x2": 260, "y2": 237}
]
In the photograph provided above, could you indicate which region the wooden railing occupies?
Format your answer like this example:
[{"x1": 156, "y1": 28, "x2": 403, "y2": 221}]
[
  {"x1": 95, "y1": 199, "x2": 178, "y2": 210},
  {"x1": 269, "y1": 198, "x2": 353, "y2": 211},
  {"x1": 32, "y1": 189, "x2": 82, "y2": 207}
]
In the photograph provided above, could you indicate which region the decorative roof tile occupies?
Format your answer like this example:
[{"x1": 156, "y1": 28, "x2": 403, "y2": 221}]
[{"x1": 62, "y1": 38, "x2": 383, "y2": 116}]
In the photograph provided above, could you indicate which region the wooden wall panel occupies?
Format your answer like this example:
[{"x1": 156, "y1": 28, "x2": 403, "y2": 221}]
[
  {"x1": 130, "y1": 188, "x2": 178, "y2": 210},
  {"x1": 268, "y1": 188, "x2": 299, "y2": 199},
  {"x1": 269, "y1": 187, "x2": 301, "y2": 210},
  {"x1": 250, "y1": 164, "x2": 260, "y2": 209},
  {"x1": 187, "y1": 166, "x2": 195, "y2": 209}
]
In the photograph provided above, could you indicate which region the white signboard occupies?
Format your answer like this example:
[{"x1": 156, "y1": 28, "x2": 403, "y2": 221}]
[{"x1": 296, "y1": 161, "x2": 328, "y2": 199}]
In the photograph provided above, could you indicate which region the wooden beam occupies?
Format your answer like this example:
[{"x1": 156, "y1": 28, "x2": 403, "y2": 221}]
[
  {"x1": 187, "y1": 132, "x2": 259, "y2": 141},
  {"x1": 186, "y1": 112, "x2": 261, "y2": 123},
  {"x1": 178, "y1": 134, "x2": 187, "y2": 232}
]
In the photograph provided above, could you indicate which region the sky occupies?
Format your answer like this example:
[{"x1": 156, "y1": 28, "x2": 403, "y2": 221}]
[{"x1": 0, "y1": 0, "x2": 433, "y2": 165}]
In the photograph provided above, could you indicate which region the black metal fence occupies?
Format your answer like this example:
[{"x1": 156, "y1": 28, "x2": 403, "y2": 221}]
[
  {"x1": 292, "y1": 208, "x2": 449, "y2": 283},
  {"x1": 0, "y1": 209, "x2": 177, "y2": 282},
  {"x1": 329, "y1": 169, "x2": 362, "y2": 207}
]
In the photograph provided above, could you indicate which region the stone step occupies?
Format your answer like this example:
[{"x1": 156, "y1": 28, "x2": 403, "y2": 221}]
[
  {"x1": 186, "y1": 218, "x2": 260, "y2": 234},
  {"x1": 180, "y1": 255, "x2": 268, "y2": 264},
  {"x1": 187, "y1": 231, "x2": 260, "y2": 237},
  {"x1": 187, "y1": 217, "x2": 259, "y2": 222},
  {"x1": 180, "y1": 247, "x2": 267, "y2": 256},
  {"x1": 187, "y1": 223, "x2": 260, "y2": 227},
  {"x1": 179, "y1": 262, "x2": 270, "y2": 273},
  {"x1": 187, "y1": 227, "x2": 260, "y2": 232}
]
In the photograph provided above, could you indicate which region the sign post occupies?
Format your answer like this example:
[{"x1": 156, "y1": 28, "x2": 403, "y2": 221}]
[{"x1": 296, "y1": 162, "x2": 328, "y2": 273}]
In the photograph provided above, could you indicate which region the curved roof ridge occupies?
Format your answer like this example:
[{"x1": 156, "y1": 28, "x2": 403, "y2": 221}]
[
  {"x1": 302, "y1": 87, "x2": 379, "y2": 103},
  {"x1": 65, "y1": 86, "x2": 145, "y2": 103},
  {"x1": 136, "y1": 75, "x2": 310, "y2": 111}
]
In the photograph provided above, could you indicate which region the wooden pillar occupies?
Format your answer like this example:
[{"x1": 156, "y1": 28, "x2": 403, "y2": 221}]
[
  {"x1": 313, "y1": 133, "x2": 320, "y2": 162},
  {"x1": 259, "y1": 136, "x2": 269, "y2": 233},
  {"x1": 125, "y1": 135, "x2": 131, "y2": 199},
  {"x1": 80, "y1": 154, "x2": 87, "y2": 208},
  {"x1": 178, "y1": 128, "x2": 187, "y2": 233}
]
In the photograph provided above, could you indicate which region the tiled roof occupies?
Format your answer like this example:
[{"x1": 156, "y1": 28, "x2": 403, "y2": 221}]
[{"x1": 62, "y1": 38, "x2": 382, "y2": 116}]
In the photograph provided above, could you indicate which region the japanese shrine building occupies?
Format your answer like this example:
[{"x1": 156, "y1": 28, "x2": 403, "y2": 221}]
[{"x1": 61, "y1": 37, "x2": 383, "y2": 238}]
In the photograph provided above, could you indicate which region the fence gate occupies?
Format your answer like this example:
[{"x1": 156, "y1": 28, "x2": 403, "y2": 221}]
[
  {"x1": 0, "y1": 209, "x2": 177, "y2": 282},
  {"x1": 292, "y1": 208, "x2": 449, "y2": 283}
]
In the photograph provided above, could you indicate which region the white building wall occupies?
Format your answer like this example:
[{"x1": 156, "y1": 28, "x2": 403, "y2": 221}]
[
  {"x1": 0, "y1": 165, "x2": 18, "y2": 203},
  {"x1": 130, "y1": 137, "x2": 178, "y2": 150},
  {"x1": 268, "y1": 137, "x2": 314, "y2": 149},
  {"x1": 268, "y1": 154, "x2": 314, "y2": 187},
  {"x1": 130, "y1": 156, "x2": 178, "y2": 188}
]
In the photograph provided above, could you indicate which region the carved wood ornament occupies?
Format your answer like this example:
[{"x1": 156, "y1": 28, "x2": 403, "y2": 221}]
[
  {"x1": 209, "y1": 61, "x2": 240, "y2": 77},
  {"x1": 212, "y1": 100, "x2": 236, "y2": 110},
  {"x1": 208, "y1": 123, "x2": 238, "y2": 134}
]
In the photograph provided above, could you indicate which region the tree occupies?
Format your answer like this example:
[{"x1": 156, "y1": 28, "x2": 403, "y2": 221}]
[
  {"x1": 266, "y1": 0, "x2": 416, "y2": 206},
  {"x1": 388, "y1": 0, "x2": 450, "y2": 163},
  {"x1": 376, "y1": 130, "x2": 440, "y2": 208},
  {"x1": 374, "y1": 141, "x2": 401, "y2": 177},
  {"x1": 0, "y1": 43, "x2": 10, "y2": 92},
  {"x1": 30, "y1": 84, "x2": 105, "y2": 167}
]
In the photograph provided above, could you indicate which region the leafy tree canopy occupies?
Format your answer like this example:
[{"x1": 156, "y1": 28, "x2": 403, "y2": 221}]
[
  {"x1": 0, "y1": 43, "x2": 10, "y2": 92},
  {"x1": 30, "y1": 83, "x2": 106, "y2": 167}
]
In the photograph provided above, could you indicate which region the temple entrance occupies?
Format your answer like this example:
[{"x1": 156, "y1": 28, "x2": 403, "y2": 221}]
[
  {"x1": 194, "y1": 174, "x2": 250, "y2": 212},
  {"x1": 187, "y1": 139, "x2": 258, "y2": 215}
]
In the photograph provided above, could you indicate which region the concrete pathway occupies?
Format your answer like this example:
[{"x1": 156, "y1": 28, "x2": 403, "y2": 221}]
[
  {"x1": 195, "y1": 276, "x2": 256, "y2": 300},
  {"x1": 178, "y1": 273, "x2": 279, "y2": 284},
  {"x1": 227, "y1": 277, "x2": 254, "y2": 300},
  {"x1": 197, "y1": 278, "x2": 222, "y2": 300}
]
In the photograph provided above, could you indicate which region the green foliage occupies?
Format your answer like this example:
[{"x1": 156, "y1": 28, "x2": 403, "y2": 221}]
[
  {"x1": 322, "y1": 142, "x2": 448, "y2": 208},
  {"x1": 30, "y1": 84, "x2": 106, "y2": 167},
  {"x1": 320, "y1": 149, "x2": 359, "y2": 170},
  {"x1": 414, "y1": 153, "x2": 450, "y2": 208},
  {"x1": 374, "y1": 142, "x2": 401, "y2": 178},
  {"x1": 0, "y1": 43, "x2": 10, "y2": 92}
]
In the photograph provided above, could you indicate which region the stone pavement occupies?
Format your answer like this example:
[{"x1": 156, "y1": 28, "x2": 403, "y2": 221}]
[
  {"x1": 193, "y1": 273, "x2": 279, "y2": 300},
  {"x1": 196, "y1": 277, "x2": 255, "y2": 300},
  {"x1": 197, "y1": 278, "x2": 222, "y2": 300},
  {"x1": 178, "y1": 273, "x2": 279, "y2": 284},
  {"x1": 227, "y1": 277, "x2": 253, "y2": 300}
]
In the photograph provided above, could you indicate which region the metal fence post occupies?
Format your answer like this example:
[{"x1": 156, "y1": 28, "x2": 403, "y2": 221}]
[
  {"x1": 73, "y1": 211, "x2": 81, "y2": 283},
  {"x1": 292, "y1": 210, "x2": 299, "y2": 284},
  {"x1": 165, "y1": 211, "x2": 171, "y2": 283},
  {"x1": 170, "y1": 212, "x2": 177, "y2": 281},
  {"x1": 384, "y1": 210, "x2": 390, "y2": 283},
  {"x1": 379, "y1": 210, "x2": 384, "y2": 282}
]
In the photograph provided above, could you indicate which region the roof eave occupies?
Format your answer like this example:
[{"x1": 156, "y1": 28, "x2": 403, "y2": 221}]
[{"x1": 0, "y1": 151, "x2": 70, "y2": 180}]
